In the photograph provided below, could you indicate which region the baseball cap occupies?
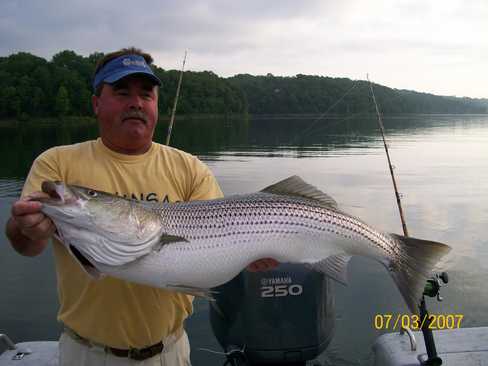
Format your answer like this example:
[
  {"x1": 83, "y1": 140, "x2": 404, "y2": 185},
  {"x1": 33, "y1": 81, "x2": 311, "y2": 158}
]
[{"x1": 92, "y1": 54, "x2": 162, "y2": 92}]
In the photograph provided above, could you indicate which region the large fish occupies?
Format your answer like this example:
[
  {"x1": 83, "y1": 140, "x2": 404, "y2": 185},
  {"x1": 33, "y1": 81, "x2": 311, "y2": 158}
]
[{"x1": 36, "y1": 176, "x2": 450, "y2": 314}]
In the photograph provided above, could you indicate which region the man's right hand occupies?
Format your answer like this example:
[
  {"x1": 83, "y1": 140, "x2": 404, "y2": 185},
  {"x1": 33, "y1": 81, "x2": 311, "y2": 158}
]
[{"x1": 5, "y1": 192, "x2": 56, "y2": 256}]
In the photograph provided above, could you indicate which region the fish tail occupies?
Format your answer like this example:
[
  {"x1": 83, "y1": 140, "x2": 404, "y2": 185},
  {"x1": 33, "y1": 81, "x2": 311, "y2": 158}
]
[{"x1": 388, "y1": 234, "x2": 451, "y2": 315}]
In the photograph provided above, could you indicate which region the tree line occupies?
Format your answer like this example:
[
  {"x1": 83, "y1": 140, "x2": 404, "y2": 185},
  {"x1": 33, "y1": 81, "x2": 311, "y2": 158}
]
[
  {"x1": 229, "y1": 73, "x2": 488, "y2": 114},
  {"x1": 0, "y1": 50, "x2": 486, "y2": 120},
  {"x1": 0, "y1": 51, "x2": 246, "y2": 120}
]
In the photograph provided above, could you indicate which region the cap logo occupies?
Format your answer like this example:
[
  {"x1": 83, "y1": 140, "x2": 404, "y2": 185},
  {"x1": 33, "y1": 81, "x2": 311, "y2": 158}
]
[{"x1": 122, "y1": 58, "x2": 147, "y2": 68}]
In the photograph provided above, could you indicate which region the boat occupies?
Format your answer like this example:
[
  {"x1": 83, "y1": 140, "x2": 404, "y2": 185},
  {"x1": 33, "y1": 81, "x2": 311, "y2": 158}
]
[
  {"x1": 2, "y1": 264, "x2": 488, "y2": 366},
  {"x1": 374, "y1": 327, "x2": 488, "y2": 366}
]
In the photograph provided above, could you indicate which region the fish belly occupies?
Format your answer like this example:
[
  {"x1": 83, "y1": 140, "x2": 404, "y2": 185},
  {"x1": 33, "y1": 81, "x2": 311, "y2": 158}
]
[{"x1": 94, "y1": 229, "x2": 361, "y2": 290}]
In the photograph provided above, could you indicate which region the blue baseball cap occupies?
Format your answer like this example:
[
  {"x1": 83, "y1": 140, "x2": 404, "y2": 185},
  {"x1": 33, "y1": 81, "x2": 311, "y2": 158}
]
[{"x1": 92, "y1": 54, "x2": 162, "y2": 92}]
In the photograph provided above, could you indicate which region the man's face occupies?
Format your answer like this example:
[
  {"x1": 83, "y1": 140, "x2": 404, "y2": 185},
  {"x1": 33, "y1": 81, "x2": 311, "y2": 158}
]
[{"x1": 92, "y1": 75, "x2": 159, "y2": 154}]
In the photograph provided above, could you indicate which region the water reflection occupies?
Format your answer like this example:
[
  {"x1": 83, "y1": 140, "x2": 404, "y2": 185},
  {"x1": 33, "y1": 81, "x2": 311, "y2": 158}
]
[
  {"x1": 0, "y1": 178, "x2": 24, "y2": 198},
  {"x1": 4, "y1": 114, "x2": 483, "y2": 176}
]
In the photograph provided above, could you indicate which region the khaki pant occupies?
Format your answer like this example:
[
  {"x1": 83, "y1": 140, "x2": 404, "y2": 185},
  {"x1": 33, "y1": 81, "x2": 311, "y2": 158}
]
[{"x1": 59, "y1": 330, "x2": 191, "y2": 366}]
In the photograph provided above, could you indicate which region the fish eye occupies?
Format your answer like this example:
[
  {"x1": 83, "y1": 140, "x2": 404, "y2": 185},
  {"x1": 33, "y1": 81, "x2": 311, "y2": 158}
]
[{"x1": 87, "y1": 190, "x2": 97, "y2": 197}]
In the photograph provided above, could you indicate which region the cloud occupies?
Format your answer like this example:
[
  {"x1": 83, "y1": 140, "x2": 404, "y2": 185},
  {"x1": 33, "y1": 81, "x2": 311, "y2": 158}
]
[
  {"x1": 0, "y1": 0, "x2": 487, "y2": 97},
  {"x1": 0, "y1": 0, "x2": 333, "y2": 56}
]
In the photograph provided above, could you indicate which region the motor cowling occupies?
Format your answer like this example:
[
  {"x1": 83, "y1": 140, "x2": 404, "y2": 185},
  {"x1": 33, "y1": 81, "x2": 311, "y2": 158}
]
[{"x1": 210, "y1": 263, "x2": 335, "y2": 365}]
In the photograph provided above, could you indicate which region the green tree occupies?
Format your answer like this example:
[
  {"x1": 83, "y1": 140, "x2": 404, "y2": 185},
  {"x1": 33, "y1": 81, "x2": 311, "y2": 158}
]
[
  {"x1": 1, "y1": 49, "x2": 487, "y2": 120},
  {"x1": 3, "y1": 86, "x2": 21, "y2": 117},
  {"x1": 55, "y1": 85, "x2": 70, "y2": 116}
]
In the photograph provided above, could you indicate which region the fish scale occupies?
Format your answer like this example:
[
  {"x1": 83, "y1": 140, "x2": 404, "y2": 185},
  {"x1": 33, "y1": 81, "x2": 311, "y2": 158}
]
[{"x1": 158, "y1": 194, "x2": 394, "y2": 260}]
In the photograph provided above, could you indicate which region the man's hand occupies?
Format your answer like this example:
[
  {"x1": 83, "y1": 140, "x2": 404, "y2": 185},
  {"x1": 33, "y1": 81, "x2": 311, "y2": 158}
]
[
  {"x1": 6, "y1": 192, "x2": 56, "y2": 256},
  {"x1": 247, "y1": 258, "x2": 280, "y2": 272}
]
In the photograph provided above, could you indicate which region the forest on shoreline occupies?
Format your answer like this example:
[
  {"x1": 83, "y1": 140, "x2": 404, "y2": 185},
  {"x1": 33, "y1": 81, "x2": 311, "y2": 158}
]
[{"x1": 1, "y1": 50, "x2": 487, "y2": 120}]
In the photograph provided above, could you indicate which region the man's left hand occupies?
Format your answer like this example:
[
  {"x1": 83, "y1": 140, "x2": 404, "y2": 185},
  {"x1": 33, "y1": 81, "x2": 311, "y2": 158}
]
[{"x1": 247, "y1": 258, "x2": 280, "y2": 272}]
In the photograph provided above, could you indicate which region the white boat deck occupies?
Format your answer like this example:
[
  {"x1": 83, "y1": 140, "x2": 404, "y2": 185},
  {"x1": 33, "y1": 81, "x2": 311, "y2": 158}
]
[
  {"x1": 0, "y1": 341, "x2": 58, "y2": 366},
  {"x1": 373, "y1": 327, "x2": 488, "y2": 366}
]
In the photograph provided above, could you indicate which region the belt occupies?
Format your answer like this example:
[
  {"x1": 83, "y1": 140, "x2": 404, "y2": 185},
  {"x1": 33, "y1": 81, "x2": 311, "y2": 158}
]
[
  {"x1": 108, "y1": 342, "x2": 164, "y2": 361},
  {"x1": 63, "y1": 326, "x2": 183, "y2": 361}
]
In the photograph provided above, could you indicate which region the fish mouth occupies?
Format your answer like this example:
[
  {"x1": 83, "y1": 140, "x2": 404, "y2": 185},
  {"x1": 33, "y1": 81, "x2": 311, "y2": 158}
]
[
  {"x1": 42, "y1": 181, "x2": 63, "y2": 200},
  {"x1": 39, "y1": 181, "x2": 79, "y2": 205}
]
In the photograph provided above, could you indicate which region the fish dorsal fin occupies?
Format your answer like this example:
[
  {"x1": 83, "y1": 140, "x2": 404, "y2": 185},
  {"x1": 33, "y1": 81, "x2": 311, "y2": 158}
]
[{"x1": 261, "y1": 175, "x2": 338, "y2": 210}]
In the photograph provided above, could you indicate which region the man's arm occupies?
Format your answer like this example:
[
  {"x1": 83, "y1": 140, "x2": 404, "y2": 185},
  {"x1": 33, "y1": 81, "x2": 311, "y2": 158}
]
[
  {"x1": 6, "y1": 193, "x2": 56, "y2": 257},
  {"x1": 7, "y1": 147, "x2": 61, "y2": 256},
  {"x1": 247, "y1": 258, "x2": 280, "y2": 272}
]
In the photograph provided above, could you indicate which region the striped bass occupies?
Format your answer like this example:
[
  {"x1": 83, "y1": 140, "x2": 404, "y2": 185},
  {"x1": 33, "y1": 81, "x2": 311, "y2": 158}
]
[{"x1": 36, "y1": 176, "x2": 450, "y2": 314}]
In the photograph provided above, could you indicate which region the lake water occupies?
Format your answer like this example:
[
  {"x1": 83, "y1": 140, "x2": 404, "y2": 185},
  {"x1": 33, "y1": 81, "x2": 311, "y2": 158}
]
[{"x1": 1, "y1": 115, "x2": 487, "y2": 365}]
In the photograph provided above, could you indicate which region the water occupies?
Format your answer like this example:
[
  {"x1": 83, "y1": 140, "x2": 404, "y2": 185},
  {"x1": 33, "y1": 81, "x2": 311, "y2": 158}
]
[{"x1": 1, "y1": 115, "x2": 488, "y2": 365}]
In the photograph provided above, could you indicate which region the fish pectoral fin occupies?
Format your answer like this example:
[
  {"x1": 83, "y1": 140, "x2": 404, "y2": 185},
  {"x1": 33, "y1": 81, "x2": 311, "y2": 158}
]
[
  {"x1": 153, "y1": 234, "x2": 189, "y2": 252},
  {"x1": 166, "y1": 284, "x2": 218, "y2": 301},
  {"x1": 156, "y1": 234, "x2": 189, "y2": 250},
  {"x1": 261, "y1": 175, "x2": 339, "y2": 210},
  {"x1": 306, "y1": 254, "x2": 352, "y2": 285}
]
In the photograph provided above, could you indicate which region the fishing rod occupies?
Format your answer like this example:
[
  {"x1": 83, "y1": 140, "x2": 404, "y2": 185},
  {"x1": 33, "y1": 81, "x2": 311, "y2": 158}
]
[
  {"x1": 367, "y1": 75, "x2": 449, "y2": 366},
  {"x1": 166, "y1": 50, "x2": 188, "y2": 146},
  {"x1": 367, "y1": 75, "x2": 409, "y2": 237}
]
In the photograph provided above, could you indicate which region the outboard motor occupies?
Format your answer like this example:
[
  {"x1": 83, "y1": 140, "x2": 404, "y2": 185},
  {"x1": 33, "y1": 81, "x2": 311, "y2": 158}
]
[{"x1": 209, "y1": 263, "x2": 335, "y2": 365}]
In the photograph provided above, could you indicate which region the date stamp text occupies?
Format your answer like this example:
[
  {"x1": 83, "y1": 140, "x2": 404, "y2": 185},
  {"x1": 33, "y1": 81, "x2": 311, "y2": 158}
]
[{"x1": 373, "y1": 313, "x2": 463, "y2": 331}]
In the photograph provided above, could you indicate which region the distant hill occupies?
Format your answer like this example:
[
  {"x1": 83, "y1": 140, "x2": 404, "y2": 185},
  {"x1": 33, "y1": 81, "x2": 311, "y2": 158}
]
[
  {"x1": 0, "y1": 50, "x2": 486, "y2": 120},
  {"x1": 0, "y1": 51, "x2": 246, "y2": 120},
  {"x1": 228, "y1": 73, "x2": 488, "y2": 115}
]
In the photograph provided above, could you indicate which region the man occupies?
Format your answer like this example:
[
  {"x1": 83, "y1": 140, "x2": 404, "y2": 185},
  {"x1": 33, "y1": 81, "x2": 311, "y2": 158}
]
[{"x1": 5, "y1": 47, "x2": 277, "y2": 365}]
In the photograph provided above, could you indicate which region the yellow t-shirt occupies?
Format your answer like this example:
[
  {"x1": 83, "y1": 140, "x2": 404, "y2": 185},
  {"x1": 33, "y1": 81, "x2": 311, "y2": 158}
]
[{"x1": 22, "y1": 138, "x2": 223, "y2": 349}]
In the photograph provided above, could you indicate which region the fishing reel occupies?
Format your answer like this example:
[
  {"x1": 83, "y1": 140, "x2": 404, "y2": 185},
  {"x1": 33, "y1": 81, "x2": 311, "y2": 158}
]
[
  {"x1": 423, "y1": 272, "x2": 449, "y2": 301},
  {"x1": 418, "y1": 272, "x2": 449, "y2": 366}
]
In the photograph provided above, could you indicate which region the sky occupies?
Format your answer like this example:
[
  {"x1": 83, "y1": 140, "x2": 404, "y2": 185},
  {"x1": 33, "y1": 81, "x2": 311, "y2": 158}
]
[{"x1": 1, "y1": 0, "x2": 487, "y2": 98}]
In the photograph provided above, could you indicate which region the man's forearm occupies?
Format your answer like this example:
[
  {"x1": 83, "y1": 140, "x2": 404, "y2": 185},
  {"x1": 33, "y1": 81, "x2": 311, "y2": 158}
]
[{"x1": 5, "y1": 217, "x2": 49, "y2": 257}]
